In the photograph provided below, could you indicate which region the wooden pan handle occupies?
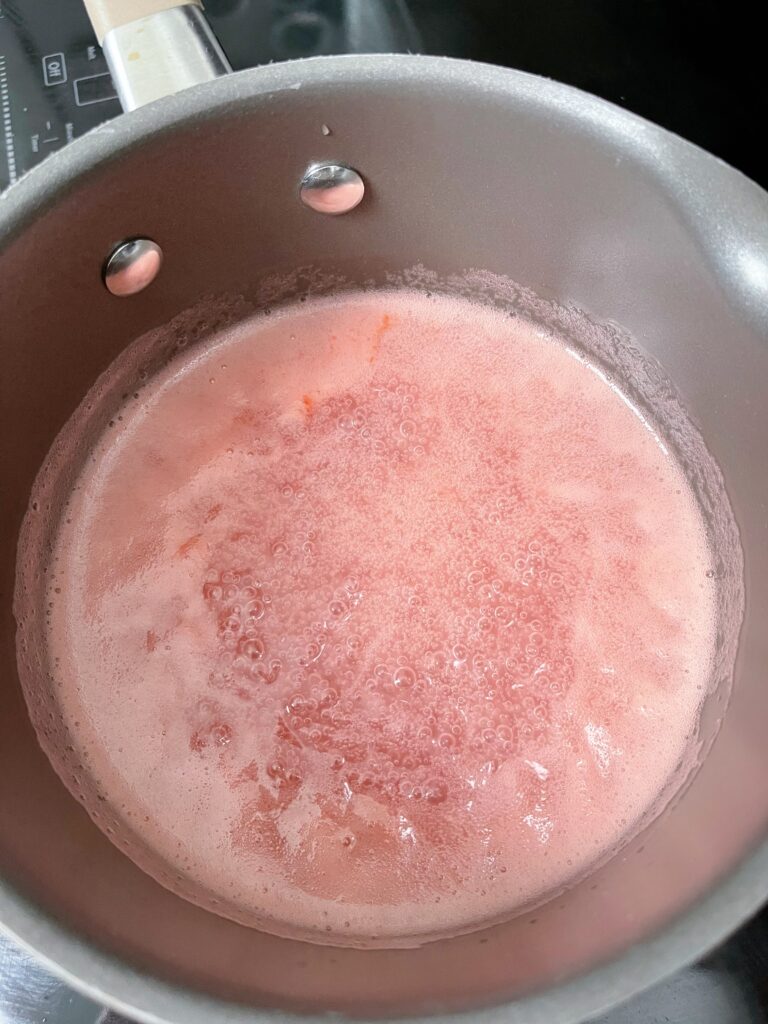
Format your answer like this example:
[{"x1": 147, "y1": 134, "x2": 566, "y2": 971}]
[
  {"x1": 81, "y1": 0, "x2": 229, "y2": 111},
  {"x1": 83, "y1": 0, "x2": 202, "y2": 45}
]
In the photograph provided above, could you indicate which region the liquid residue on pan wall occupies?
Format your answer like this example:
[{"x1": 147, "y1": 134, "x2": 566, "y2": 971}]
[{"x1": 14, "y1": 270, "x2": 743, "y2": 948}]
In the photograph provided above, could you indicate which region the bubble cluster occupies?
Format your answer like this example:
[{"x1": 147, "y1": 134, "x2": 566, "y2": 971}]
[
  {"x1": 189, "y1": 698, "x2": 233, "y2": 753},
  {"x1": 329, "y1": 376, "x2": 433, "y2": 465},
  {"x1": 187, "y1": 361, "x2": 587, "y2": 833},
  {"x1": 243, "y1": 527, "x2": 578, "y2": 823},
  {"x1": 202, "y1": 570, "x2": 282, "y2": 696}
]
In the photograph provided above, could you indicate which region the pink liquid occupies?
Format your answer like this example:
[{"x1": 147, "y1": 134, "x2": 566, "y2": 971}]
[{"x1": 31, "y1": 290, "x2": 715, "y2": 945}]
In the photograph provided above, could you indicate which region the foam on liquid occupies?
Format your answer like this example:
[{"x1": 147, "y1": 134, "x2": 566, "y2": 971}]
[{"x1": 29, "y1": 290, "x2": 716, "y2": 945}]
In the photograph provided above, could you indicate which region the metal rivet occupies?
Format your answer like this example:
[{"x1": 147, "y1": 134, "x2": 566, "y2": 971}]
[
  {"x1": 103, "y1": 238, "x2": 163, "y2": 296},
  {"x1": 299, "y1": 163, "x2": 365, "y2": 215}
]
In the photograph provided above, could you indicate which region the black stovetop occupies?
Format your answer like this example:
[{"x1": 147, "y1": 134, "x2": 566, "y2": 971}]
[{"x1": 0, "y1": 2, "x2": 766, "y2": 1022}]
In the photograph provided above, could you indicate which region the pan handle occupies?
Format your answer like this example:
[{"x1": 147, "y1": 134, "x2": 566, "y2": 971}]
[{"x1": 82, "y1": 0, "x2": 231, "y2": 112}]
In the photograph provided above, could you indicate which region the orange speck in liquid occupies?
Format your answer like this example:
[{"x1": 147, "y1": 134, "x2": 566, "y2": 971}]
[
  {"x1": 176, "y1": 534, "x2": 202, "y2": 558},
  {"x1": 370, "y1": 314, "x2": 391, "y2": 364}
]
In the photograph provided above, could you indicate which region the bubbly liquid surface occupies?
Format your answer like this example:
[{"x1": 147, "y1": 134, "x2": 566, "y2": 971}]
[{"x1": 35, "y1": 290, "x2": 716, "y2": 945}]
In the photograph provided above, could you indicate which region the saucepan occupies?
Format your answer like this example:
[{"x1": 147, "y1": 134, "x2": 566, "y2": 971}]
[{"x1": 1, "y1": 2, "x2": 767, "y2": 1022}]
